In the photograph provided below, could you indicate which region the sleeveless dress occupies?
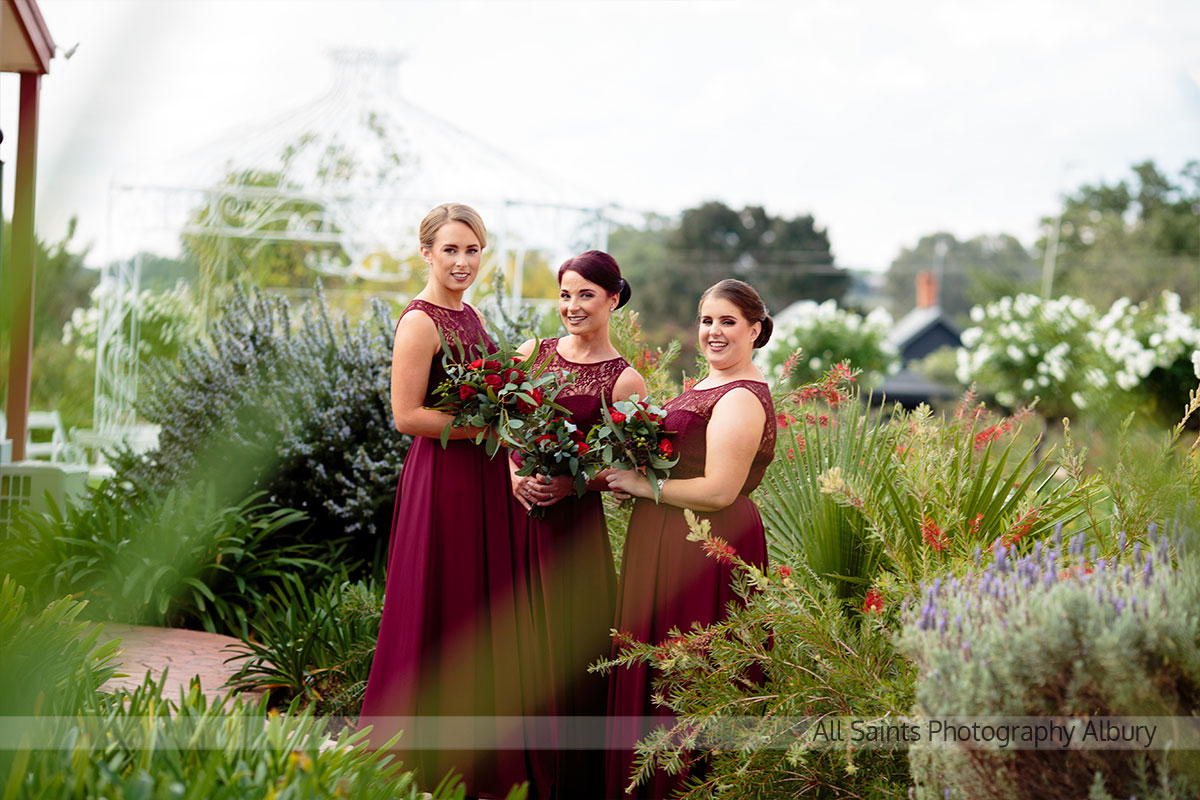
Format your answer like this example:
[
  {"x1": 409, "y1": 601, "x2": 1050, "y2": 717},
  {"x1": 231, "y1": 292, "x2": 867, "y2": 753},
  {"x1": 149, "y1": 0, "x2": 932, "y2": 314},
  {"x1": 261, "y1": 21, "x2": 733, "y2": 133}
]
[
  {"x1": 605, "y1": 380, "x2": 776, "y2": 800},
  {"x1": 360, "y1": 299, "x2": 540, "y2": 798},
  {"x1": 515, "y1": 338, "x2": 628, "y2": 800}
]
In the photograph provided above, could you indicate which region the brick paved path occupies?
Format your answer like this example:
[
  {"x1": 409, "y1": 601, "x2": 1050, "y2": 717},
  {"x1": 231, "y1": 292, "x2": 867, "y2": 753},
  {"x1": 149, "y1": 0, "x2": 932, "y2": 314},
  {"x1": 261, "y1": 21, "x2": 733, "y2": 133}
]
[{"x1": 97, "y1": 623, "x2": 266, "y2": 705}]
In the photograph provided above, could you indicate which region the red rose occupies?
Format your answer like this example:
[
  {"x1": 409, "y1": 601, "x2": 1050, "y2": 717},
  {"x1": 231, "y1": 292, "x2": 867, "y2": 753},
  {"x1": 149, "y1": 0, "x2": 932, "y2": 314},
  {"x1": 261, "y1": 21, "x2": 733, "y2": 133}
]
[
  {"x1": 577, "y1": 442, "x2": 591, "y2": 455},
  {"x1": 459, "y1": 385, "x2": 478, "y2": 400},
  {"x1": 504, "y1": 368, "x2": 525, "y2": 384},
  {"x1": 484, "y1": 360, "x2": 502, "y2": 370},
  {"x1": 484, "y1": 374, "x2": 503, "y2": 389},
  {"x1": 534, "y1": 433, "x2": 558, "y2": 446},
  {"x1": 511, "y1": 355, "x2": 523, "y2": 363},
  {"x1": 530, "y1": 388, "x2": 544, "y2": 406},
  {"x1": 658, "y1": 439, "x2": 674, "y2": 457},
  {"x1": 610, "y1": 411, "x2": 627, "y2": 424},
  {"x1": 468, "y1": 358, "x2": 485, "y2": 369}
]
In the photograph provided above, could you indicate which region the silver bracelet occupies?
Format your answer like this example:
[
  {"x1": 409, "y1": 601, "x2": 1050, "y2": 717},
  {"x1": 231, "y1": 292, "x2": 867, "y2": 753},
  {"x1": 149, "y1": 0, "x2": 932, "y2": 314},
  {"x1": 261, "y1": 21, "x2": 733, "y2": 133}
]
[{"x1": 655, "y1": 477, "x2": 668, "y2": 504}]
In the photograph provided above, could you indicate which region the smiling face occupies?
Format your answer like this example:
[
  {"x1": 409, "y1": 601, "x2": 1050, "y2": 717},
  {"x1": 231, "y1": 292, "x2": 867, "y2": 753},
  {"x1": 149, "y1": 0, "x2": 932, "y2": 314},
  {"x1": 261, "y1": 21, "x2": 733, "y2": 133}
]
[
  {"x1": 420, "y1": 221, "x2": 482, "y2": 294},
  {"x1": 698, "y1": 295, "x2": 761, "y2": 370},
  {"x1": 559, "y1": 269, "x2": 617, "y2": 336}
]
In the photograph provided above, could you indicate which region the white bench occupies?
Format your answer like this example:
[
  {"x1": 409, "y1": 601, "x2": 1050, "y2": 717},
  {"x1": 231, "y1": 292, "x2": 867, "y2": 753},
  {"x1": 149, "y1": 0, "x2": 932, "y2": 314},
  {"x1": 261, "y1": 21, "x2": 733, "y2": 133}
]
[{"x1": 0, "y1": 410, "x2": 75, "y2": 463}]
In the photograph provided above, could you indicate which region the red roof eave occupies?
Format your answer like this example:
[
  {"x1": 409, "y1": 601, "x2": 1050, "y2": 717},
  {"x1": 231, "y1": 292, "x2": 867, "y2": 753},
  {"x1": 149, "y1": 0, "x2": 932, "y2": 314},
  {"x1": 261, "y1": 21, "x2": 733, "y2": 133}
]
[{"x1": 9, "y1": 0, "x2": 56, "y2": 74}]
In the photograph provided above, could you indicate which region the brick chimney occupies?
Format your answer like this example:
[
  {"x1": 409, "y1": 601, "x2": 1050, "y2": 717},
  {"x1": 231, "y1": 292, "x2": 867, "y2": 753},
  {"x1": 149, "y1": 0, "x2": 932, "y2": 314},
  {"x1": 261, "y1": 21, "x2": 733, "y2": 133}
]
[{"x1": 916, "y1": 269, "x2": 938, "y2": 309}]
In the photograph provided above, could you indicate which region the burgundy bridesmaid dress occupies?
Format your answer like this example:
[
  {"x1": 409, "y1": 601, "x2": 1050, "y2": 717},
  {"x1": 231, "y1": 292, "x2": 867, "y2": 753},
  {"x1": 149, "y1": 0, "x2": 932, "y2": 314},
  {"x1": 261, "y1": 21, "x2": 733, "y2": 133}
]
[
  {"x1": 360, "y1": 299, "x2": 541, "y2": 799},
  {"x1": 515, "y1": 338, "x2": 628, "y2": 800},
  {"x1": 605, "y1": 380, "x2": 776, "y2": 800}
]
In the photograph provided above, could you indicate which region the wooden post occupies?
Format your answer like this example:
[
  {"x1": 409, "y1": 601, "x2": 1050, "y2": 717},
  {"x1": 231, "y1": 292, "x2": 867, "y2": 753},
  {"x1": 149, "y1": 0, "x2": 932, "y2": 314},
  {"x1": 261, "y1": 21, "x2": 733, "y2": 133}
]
[{"x1": 5, "y1": 72, "x2": 41, "y2": 461}]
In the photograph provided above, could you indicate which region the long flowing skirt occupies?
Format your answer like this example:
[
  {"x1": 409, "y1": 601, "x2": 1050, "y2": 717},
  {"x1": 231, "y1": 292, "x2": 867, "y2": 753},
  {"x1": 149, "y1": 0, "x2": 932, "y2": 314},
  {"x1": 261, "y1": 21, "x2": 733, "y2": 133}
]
[
  {"x1": 605, "y1": 496, "x2": 767, "y2": 800},
  {"x1": 360, "y1": 435, "x2": 543, "y2": 798},
  {"x1": 515, "y1": 492, "x2": 617, "y2": 799}
]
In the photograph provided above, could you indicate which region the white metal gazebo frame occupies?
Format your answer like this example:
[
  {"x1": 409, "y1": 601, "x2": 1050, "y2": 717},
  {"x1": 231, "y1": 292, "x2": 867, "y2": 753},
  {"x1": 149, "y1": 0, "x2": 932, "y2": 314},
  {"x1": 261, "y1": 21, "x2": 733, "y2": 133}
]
[{"x1": 92, "y1": 50, "x2": 613, "y2": 443}]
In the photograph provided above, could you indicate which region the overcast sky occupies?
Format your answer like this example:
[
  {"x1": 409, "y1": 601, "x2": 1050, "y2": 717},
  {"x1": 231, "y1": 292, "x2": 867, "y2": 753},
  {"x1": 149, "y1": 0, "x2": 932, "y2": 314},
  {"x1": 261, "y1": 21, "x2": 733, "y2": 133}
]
[{"x1": 3, "y1": 0, "x2": 1198, "y2": 272}]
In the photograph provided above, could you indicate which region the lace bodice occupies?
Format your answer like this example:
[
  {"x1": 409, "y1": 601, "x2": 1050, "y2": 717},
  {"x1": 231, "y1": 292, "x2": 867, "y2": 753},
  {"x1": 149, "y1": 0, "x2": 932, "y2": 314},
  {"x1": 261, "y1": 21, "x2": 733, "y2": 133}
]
[
  {"x1": 661, "y1": 380, "x2": 776, "y2": 493},
  {"x1": 532, "y1": 337, "x2": 630, "y2": 430},
  {"x1": 401, "y1": 299, "x2": 495, "y2": 407}
]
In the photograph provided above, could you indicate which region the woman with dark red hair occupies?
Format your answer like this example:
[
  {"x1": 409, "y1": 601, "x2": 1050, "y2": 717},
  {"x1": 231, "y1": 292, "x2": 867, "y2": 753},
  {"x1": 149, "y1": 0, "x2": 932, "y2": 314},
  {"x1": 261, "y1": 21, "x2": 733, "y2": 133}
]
[{"x1": 509, "y1": 250, "x2": 646, "y2": 799}]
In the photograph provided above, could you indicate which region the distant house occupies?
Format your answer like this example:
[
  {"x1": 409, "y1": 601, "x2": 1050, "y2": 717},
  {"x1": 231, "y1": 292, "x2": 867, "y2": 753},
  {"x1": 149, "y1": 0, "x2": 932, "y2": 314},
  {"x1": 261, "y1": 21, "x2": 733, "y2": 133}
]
[{"x1": 878, "y1": 270, "x2": 961, "y2": 408}]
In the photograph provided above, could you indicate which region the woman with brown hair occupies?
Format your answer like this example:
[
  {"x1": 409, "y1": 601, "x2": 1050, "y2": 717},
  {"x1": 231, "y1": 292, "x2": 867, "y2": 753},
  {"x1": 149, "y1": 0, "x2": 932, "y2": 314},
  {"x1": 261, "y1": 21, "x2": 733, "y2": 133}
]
[{"x1": 604, "y1": 279, "x2": 777, "y2": 799}]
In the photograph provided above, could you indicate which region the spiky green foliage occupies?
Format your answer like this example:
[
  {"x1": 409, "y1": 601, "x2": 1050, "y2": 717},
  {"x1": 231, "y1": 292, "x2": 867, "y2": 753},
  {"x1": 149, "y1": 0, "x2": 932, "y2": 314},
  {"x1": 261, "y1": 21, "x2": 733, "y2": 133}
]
[
  {"x1": 594, "y1": 511, "x2": 913, "y2": 799},
  {"x1": 227, "y1": 573, "x2": 382, "y2": 716},
  {"x1": 760, "y1": 369, "x2": 1098, "y2": 602},
  {"x1": 0, "y1": 486, "x2": 324, "y2": 637},
  {"x1": 0, "y1": 576, "x2": 120, "y2": 718},
  {"x1": 2, "y1": 671, "x2": 506, "y2": 800},
  {"x1": 759, "y1": 377, "x2": 893, "y2": 599}
]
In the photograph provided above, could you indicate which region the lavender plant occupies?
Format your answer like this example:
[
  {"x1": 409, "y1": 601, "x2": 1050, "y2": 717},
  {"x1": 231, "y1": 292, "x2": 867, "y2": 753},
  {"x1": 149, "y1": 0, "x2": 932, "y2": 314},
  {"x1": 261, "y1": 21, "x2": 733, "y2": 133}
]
[
  {"x1": 899, "y1": 525, "x2": 1200, "y2": 799},
  {"x1": 108, "y1": 283, "x2": 408, "y2": 568}
]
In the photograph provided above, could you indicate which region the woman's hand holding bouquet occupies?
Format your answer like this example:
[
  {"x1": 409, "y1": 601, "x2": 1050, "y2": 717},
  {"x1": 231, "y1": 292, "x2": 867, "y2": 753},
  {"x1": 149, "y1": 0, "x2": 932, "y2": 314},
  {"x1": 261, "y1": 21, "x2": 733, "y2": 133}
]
[
  {"x1": 587, "y1": 394, "x2": 678, "y2": 503},
  {"x1": 430, "y1": 337, "x2": 563, "y2": 457}
]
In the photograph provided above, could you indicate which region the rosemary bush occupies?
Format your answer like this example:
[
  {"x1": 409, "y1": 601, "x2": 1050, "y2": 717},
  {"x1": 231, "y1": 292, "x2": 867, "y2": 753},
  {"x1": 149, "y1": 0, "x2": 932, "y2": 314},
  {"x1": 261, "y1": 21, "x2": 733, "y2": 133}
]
[
  {"x1": 899, "y1": 528, "x2": 1200, "y2": 799},
  {"x1": 109, "y1": 283, "x2": 408, "y2": 569}
]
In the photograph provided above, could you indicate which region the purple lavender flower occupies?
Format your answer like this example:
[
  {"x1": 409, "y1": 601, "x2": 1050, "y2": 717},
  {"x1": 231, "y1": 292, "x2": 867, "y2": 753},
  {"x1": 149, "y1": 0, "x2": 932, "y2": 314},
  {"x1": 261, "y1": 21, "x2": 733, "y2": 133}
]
[{"x1": 1118, "y1": 530, "x2": 1127, "y2": 552}]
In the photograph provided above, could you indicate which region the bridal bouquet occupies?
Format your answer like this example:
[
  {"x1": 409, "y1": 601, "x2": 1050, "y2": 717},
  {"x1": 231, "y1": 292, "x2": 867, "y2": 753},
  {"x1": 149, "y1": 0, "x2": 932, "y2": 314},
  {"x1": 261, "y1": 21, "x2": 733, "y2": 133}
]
[
  {"x1": 586, "y1": 394, "x2": 678, "y2": 502},
  {"x1": 430, "y1": 338, "x2": 564, "y2": 456},
  {"x1": 506, "y1": 413, "x2": 593, "y2": 517}
]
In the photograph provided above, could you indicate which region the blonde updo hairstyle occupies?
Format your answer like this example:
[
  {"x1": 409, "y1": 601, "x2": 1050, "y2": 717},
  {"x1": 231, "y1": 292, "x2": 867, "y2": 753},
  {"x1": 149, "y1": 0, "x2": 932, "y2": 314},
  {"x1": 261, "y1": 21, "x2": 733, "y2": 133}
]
[
  {"x1": 418, "y1": 202, "x2": 488, "y2": 250},
  {"x1": 698, "y1": 278, "x2": 773, "y2": 349}
]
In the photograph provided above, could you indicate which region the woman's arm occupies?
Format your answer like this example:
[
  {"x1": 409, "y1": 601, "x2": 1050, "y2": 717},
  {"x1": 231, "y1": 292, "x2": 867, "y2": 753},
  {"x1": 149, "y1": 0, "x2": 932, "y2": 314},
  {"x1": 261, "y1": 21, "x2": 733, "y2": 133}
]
[
  {"x1": 389, "y1": 311, "x2": 480, "y2": 440},
  {"x1": 606, "y1": 387, "x2": 765, "y2": 512}
]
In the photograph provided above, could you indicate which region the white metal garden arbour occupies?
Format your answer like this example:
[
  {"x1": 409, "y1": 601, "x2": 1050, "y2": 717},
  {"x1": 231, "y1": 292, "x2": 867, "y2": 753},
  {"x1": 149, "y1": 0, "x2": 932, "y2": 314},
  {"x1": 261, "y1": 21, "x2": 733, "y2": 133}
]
[{"x1": 94, "y1": 50, "x2": 613, "y2": 443}]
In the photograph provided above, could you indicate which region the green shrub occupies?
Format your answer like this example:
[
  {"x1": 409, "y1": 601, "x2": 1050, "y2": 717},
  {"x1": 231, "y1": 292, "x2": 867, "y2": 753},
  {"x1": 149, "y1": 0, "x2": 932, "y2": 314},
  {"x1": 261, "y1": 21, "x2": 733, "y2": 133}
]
[
  {"x1": 758, "y1": 370, "x2": 894, "y2": 599},
  {"x1": 0, "y1": 576, "x2": 119, "y2": 717},
  {"x1": 3, "y1": 672, "x2": 512, "y2": 800},
  {"x1": 0, "y1": 486, "x2": 324, "y2": 637},
  {"x1": 108, "y1": 283, "x2": 409, "y2": 569},
  {"x1": 759, "y1": 371, "x2": 1097, "y2": 600},
  {"x1": 898, "y1": 529, "x2": 1200, "y2": 799},
  {"x1": 228, "y1": 573, "x2": 382, "y2": 716},
  {"x1": 594, "y1": 511, "x2": 913, "y2": 799}
]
